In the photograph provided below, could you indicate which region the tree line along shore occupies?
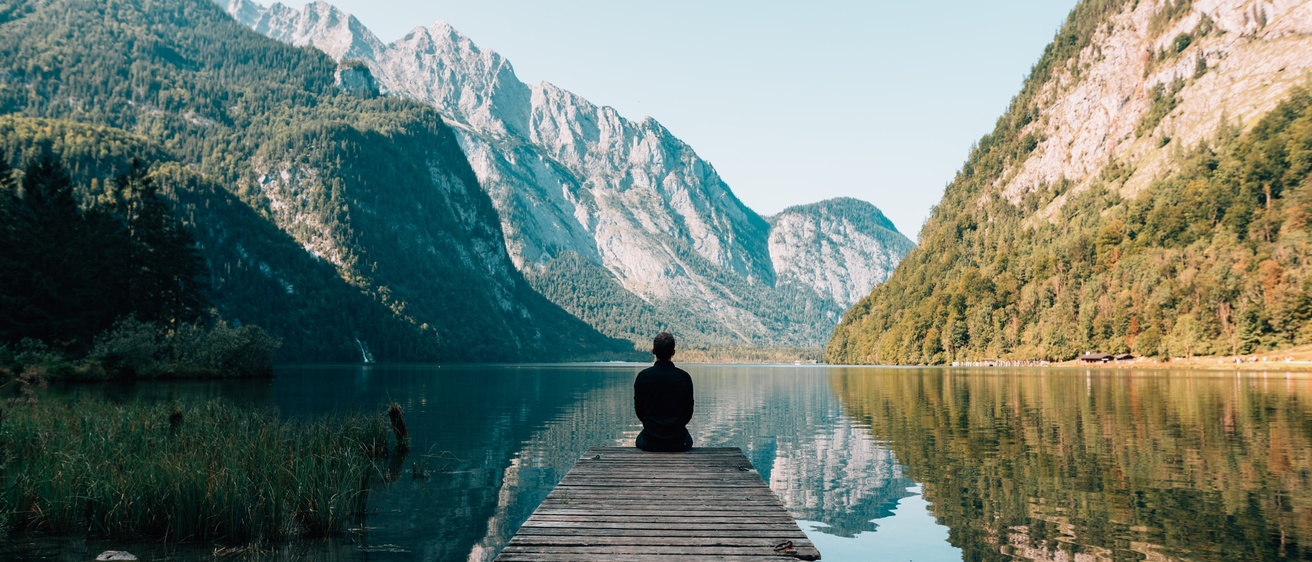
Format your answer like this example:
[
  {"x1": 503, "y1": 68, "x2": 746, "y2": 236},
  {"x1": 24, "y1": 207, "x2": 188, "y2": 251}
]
[
  {"x1": 0, "y1": 152, "x2": 344, "y2": 548},
  {"x1": 0, "y1": 152, "x2": 280, "y2": 383}
]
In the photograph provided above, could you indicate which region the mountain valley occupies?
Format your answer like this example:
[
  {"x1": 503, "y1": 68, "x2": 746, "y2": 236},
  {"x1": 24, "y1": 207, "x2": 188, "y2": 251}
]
[{"x1": 219, "y1": 0, "x2": 915, "y2": 352}]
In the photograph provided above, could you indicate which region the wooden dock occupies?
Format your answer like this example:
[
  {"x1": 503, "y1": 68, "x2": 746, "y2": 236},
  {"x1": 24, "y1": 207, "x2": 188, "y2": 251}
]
[{"x1": 494, "y1": 447, "x2": 821, "y2": 561}]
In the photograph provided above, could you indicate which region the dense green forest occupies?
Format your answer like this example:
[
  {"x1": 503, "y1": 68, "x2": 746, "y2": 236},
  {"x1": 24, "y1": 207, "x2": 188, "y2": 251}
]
[
  {"x1": 0, "y1": 153, "x2": 204, "y2": 349},
  {"x1": 526, "y1": 244, "x2": 848, "y2": 351},
  {"x1": 0, "y1": 115, "x2": 463, "y2": 362},
  {"x1": 827, "y1": 0, "x2": 1312, "y2": 364},
  {"x1": 0, "y1": 0, "x2": 631, "y2": 362},
  {"x1": 0, "y1": 146, "x2": 281, "y2": 378}
]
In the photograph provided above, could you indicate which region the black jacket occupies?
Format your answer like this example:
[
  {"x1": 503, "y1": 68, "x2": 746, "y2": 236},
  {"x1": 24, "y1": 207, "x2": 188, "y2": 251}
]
[{"x1": 633, "y1": 360, "x2": 694, "y2": 450}]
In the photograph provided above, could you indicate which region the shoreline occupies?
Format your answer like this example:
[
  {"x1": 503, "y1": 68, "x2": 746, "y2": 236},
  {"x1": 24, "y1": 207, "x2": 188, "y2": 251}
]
[
  {"x1": 1054, "y1": 357, "x2": 1312, "y2": 372},
  {"x1": 927, "y1": 344, "x2": 1312, "y2": 372}
]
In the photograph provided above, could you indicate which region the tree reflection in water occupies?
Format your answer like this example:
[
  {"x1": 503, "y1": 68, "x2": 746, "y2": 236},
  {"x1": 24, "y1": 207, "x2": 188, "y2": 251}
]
[{"x1": 832, "y1": 368, "x2": 1312, "y2": 561}]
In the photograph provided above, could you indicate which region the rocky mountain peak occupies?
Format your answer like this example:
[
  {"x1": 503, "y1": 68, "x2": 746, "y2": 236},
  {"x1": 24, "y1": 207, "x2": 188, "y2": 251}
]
[
  {"x1": 220, "y1": 0, "x2": 382, "y2": 60},
  {"x1": 427, "y1": 19, "x2": 465, "y2": 44},
  {"x1": 770, "y1": 198, "x2": 914, "y2": 306},
  {"x1": 780, "y1": 197, "x2": 901, "y2": 234},
  {"x1": 382, "y1": 19, "x2": 530, "y2": 138},
  {"x1": 221, "y1": 0, "x2": 913, "y2": 350}
]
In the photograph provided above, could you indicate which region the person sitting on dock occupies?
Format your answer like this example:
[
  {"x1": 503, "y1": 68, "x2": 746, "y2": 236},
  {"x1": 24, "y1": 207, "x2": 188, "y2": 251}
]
[{"x1": 633, "y1": 332, "x2": 694, "y2": 452}]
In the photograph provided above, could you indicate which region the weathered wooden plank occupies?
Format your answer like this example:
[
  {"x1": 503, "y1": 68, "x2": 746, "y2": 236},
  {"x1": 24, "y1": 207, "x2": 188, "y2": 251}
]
[
  {"x1": 505, "y1": 536, "x2": 804, "y2": 547},
  {"x1": 512, "y1": 528, "x2": 808, "y2": 538},
  {"x1": 497, "y1": 556, "x2": 807, "y2": 562},
  {"x1": 501, "y1": 545, "x2": 811, "y2": 555},
  {"x1": 577, "y1": 452, "x2": 744, "y2": 456},
  {"x1": 524, "y1": 517, "x2": 800, "y2": 526},
  {"x1": 525, "y1": 508, "x2": 800, "y2": 517},
  {"x1": 544, "y1": 494, "x2": 782, "y2": 502},
  {"x1": 546, "y1": 488, "x2": 778, "y2": 497},
  {"x1": 553, "y1": 484, "x2": 768, "y2": 491},
  {"x1": 545, "y1": 497, "x2": 786, "y2": 506},
  {"x1": 558, "y1": 472, "x2": 764, "y2": 479},
  {"x1": 545, "y1": 496, "x2": 781, "y2": 504},
  {"x1": 495, "y1": 447, "x2": 819, "y2": 561},
  {"x1": 557, "y1": 475, "x2": 761, "y2": 482},
  {"x1": 549, "y1": 485, "x2": 775, "y2": 493},
  {"x1": 531, "y1": 509, "x2": 795, "y2": 517},
  {"x1": 517, "y1": 521, "x2": 806, "y2": 531},
  {"x1": 542, "y1": 500, "x2": 784, "y2": 508}
]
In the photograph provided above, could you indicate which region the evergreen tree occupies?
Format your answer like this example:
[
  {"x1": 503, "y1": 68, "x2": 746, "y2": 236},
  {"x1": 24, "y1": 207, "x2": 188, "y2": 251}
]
[
  {"x1": 0, "y1": 158, "x2": 19, "y2": 336},
  {"x1": 4, "y1": 150, "x2": 87, "y2": 345},
  {"x1": 114, "y1": 161, "x2": 209, "y2": 325},
  {"x1": 0, "y1": 151, "x2": 130, "y2": 350}
]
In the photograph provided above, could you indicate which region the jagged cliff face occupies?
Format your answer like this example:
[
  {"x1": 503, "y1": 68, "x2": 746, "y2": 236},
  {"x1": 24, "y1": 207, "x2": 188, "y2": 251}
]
[
  {"x1": 219, "y1": 0, "x2": 914, "y2": 348},
  {"x1": 1007, "y1": 0, "x2": 1312, "y2": 211},
  {"x1": 827, "y1": 0, "x2": 1312, "y2": 364}
]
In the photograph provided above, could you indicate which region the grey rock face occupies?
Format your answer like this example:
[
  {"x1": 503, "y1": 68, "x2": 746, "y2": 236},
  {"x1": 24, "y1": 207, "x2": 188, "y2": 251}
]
[
  {"x1": 218, "y1": 0, "x2": 914, "y2": 347},
  {"x1": 334, "y1": 61, "x2": 378, "y2": 97},
  {"x1": 769, "y1": 199, "x2": 916, "y2": 306},
  {"x1": 1001, "y1": 0, "x2": 1312, "y2": 219}
]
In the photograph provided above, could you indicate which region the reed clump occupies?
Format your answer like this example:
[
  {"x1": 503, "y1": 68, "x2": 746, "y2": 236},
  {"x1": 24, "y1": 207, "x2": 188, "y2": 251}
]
[{"x1": 0, "y1": 398, "x2": 388, "y2": 543}]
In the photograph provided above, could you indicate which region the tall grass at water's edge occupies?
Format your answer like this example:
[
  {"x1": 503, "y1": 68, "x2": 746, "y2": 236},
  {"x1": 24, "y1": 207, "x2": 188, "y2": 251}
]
[{"x1": 0, "y1": 399, "x2": 389, "y2": 543}]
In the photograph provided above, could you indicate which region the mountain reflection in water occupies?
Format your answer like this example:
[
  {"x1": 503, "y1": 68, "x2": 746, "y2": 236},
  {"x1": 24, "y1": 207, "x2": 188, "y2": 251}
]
[
  {"x1": 16, "y1": 365, "x2": 1306, "y2": 562},
  {"x1": 267, "y1": 364, "x2": 922, "y2": 561}
]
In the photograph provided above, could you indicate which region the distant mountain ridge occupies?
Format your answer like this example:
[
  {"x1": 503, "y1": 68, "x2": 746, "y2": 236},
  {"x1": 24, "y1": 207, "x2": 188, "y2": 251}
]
[
  {"x1": 219, "y1": 0, "x2": 914, "y2": 350},
  {"x1": 770, "y1": 198, "x2": 913, "y2": 306}
]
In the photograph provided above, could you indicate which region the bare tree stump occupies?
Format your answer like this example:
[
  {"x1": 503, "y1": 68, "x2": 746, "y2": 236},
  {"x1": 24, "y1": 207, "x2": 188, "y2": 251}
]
[{"x1": 387, "y1": 402, "x2": 409, "y2": 455}]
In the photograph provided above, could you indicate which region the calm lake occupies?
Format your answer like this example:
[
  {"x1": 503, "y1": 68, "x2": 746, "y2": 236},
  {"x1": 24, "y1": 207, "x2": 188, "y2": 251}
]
[{"x1": 8, "y1": 364, "x2": 1311, "y2": 561}]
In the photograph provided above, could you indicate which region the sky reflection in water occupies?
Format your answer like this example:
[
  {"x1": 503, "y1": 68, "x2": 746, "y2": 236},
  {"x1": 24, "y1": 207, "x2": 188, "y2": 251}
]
[
  {"x1": 16, "y1": 365, "x2": 1312, "y2": 562},
  {"x1": 263, "y1": 363, "x2": 934, "y2": 561}
]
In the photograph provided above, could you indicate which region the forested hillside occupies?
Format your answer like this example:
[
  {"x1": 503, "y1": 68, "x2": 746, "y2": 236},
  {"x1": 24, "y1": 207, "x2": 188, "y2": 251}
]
[
  {"x1": 0, "y1": 0, "x2": 630, "y2": 362},
  {"x1": 221, "y1": 0, "x2": 916, "y2": 354},
  {"x1": 827, "y1": 0, "x2": 1312, "y2": 364},
  {"x1": 0, "y1": 116, "x2": 437, "y2": 361}
]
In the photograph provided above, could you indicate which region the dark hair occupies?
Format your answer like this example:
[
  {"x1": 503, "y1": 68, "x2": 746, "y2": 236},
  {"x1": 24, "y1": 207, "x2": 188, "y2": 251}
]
[{"x1": 652, "y1": 332, "x2": 676, "y2": 360}]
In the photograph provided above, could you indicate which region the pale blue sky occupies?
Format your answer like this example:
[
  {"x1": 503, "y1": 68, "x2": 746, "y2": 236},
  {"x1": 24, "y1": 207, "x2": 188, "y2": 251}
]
[{"x1": 260, "y1": 1, "x2": 1078, "y2": 239}]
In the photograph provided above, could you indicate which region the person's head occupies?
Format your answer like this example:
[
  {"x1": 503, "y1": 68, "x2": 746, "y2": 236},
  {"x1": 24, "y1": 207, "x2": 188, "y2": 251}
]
[{"x1": 652, "y1": 332, "x2": 676, "y2": 361}]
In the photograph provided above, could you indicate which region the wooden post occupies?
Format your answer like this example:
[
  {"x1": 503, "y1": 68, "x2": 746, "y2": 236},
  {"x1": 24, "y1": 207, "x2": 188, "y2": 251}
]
[
  {"x1": 168, "y1": 407, "x2": 183, "y2": 436},
  {"x1": 387, "y1": 402, "x2": 409, "y2": 455}
]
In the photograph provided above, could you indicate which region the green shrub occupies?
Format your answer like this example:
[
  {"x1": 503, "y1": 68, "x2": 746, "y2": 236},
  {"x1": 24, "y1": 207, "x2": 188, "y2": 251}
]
[
  {"x1": 1172, "y1": 32, "x2": 1192, "y2": 53},
  {"x1": 88, "y1": 317, "x2": 164, "y2": 377},
  {"x1": 82, "y1": 319, "x2": 282, "y2": 379},
  {"x1": 0, "y1": 339, "x2": 75, "y2": 379},
  {"x1": 166, "y1": 321, "x2": 282, "y2": 378}
]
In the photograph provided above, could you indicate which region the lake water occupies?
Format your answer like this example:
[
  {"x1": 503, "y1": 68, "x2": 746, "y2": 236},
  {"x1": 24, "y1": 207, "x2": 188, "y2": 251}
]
[{"x1": 8, "y1": 364, "x2": 1311, "y2": 561}]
